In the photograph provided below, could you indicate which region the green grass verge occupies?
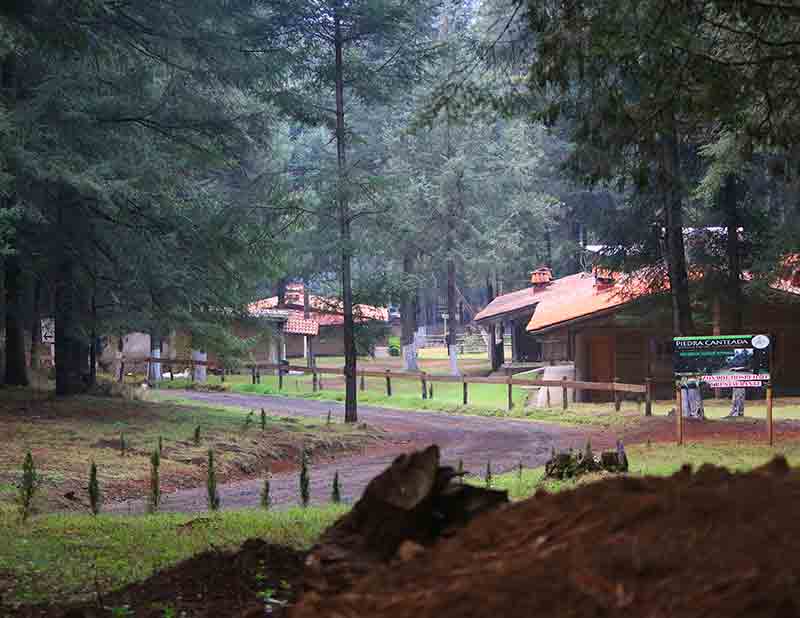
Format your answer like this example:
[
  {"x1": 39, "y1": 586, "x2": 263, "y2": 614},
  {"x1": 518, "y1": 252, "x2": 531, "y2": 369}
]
[
  {"x1": 228, "y1": 380, "x2": 529, "y2": 416},
  {"x1": 0, "y1": 504, "x2": 346, "y2": 605},
  {"x1": 480, "y1": 440, "x2": 800, "y2": 500}
]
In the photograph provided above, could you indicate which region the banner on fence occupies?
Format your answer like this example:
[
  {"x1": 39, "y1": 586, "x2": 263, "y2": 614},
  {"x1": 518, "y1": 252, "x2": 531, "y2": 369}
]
[{"x1": 673, "y1": 334, "x2": 771, "y2": 388}]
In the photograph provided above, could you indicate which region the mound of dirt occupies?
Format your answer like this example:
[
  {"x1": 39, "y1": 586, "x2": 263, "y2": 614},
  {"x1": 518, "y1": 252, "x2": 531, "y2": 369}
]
[
  {"x1": 293, "y1": 457, "x2": 800, "y2": 618},
  {"x1": 6, "y1": 539, "x2": 304, "y2": 618}
]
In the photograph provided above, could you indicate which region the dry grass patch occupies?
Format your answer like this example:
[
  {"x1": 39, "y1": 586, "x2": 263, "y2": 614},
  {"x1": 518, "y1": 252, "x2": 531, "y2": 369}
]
[{"x1": 0, "y1": 388, "x2": 383, "y2": 513}]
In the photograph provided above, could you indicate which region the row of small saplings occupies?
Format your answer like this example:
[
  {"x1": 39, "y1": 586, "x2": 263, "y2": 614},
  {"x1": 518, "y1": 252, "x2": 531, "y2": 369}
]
[{"x1": 12, "y1": 444, "x2": 344, "y2": 524}]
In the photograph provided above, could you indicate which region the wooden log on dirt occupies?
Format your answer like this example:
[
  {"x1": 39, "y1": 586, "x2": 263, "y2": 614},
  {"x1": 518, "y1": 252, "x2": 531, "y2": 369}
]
[{"x1": 302, "y1": 445, "x2": 508, "y2": 601}]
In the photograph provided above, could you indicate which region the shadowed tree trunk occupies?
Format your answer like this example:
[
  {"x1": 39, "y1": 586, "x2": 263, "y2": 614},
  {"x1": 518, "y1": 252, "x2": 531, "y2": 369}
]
[
  {"x1": 486, "y1": 275, "x2": 499, "y2": 371},
  {"x1": 55, "y1": 255, "x2": 87, "y2": 395},
  {"x1": 661, "y1": 118, "x2": 694, "y2": 336},
  {"x1": 722, "y1": 174, "x2": 743, "y2": 333},
  {"x1": 333, "y1": 4, "x2": 358, "y2": 423},
  {"x1": 1, "y1": 54, "x2": 27, "y2": 386},
  {"x1": 29, "y1": 279, "x2": 41, "y2": 372},
  {"x1": 401, "y1": 251, "x2": 419, "y2": 372},
  {"x1": 5, "y1": 255, "x2": 29, "y2": 386},
  {"x1": 304, "y1": 281, "x2": 315, "y2": 369}
]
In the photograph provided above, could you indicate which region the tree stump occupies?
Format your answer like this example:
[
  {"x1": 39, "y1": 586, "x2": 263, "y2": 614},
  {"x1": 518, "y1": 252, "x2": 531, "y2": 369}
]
[{"x1": 302, "y1": 445, "x2": 508, "y2": 600}]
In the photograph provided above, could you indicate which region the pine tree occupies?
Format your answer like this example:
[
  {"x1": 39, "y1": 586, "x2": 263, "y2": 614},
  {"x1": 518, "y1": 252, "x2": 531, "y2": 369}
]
[
  {"x1": 88, "y1": 461, "x2": 101, "y2": 515},
  {"x1": 17, "y1": 452, "x2": 41, "y2": 523},
  {"x1": 331, "y1": 471, "x2": 341, "y2": 504},
  {"x1": 299, "y1": 450, "x2": 310, "y2": 508},
  {"x1": 148, "y1": 450, "x2": 161, "y2": 513},
  {"x1": 260, "y1": 473, "x2": 271, "y2": 510},
  {"x1": 207, "y1": 450, "x2": 220, "y2": 511}
]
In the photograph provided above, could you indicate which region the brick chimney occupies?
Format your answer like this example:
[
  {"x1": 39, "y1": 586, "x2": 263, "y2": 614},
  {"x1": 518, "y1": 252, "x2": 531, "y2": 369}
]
[
  {"x1": 592, "y1": 265, "x2": 615, "y2": 288},
  {"x1": 530, "y1": 267, "x2": 553, "y2": 287}
]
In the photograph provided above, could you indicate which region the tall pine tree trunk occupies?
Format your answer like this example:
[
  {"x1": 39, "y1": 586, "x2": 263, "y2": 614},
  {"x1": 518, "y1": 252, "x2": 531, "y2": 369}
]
[
  {"x1": 661, "y1": 117, "x2": 694, "y2": 336},
  {"x1": 55, "y1": 255, "x2": 86, "y2": 395},
  {"x1": 304, "y1": 281, "x2": 315, "y2": 369},
  {"x1": 4, "y1": 255, "x2": 29, "y2": 386},
  {"x1": 486, "y1": 275, "x2": 499, "y2": 371},
  {"x1": 1, "y1": 54, "x2": 27, "y2": 386},
  {"x1": 29, "y1": 279, "x2": 41, "y2": 372},
  {"x1": 722, "y1": 174, "x2": 743, "y2": 333},
  {"x1": 447, "y1": 257, "x2": 459, "y2": 376},
  {"x1": 401, "y1": 251, "x2": 419, "y2": 372},
  {"x1": 334, "y1": 6, "x2": 358, "y2": 423}
]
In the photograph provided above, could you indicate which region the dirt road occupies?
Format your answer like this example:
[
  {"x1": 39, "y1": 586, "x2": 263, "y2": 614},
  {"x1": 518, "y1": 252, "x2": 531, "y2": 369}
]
[{"x1": 110, "y1": 391, "x2": 592, "y2": 513}]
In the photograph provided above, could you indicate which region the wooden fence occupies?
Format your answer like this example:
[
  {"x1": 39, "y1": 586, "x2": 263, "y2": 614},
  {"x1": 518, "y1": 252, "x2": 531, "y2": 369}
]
[{"x1": 127, "y1": 356, "x2": 652, "y2": 415}]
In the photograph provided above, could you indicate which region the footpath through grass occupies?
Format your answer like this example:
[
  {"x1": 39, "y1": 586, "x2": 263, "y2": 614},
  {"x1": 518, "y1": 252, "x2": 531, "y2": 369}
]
[{"x1": 0, "y1": 504, "x2": 345, "y2": 605}]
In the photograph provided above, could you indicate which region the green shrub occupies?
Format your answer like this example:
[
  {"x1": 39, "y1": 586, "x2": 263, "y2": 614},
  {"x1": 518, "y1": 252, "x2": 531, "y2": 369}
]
[
  {"x1": 17, "y1": 452, "x2": 41, "y2": 523},
  {"x1": 207, "y1": 450, "x2": 220, "y2": 511},
  {"x1": 88, "y1": 461, "x2": 101, "y2": 515},
  {"x1": 299, "y1": 450, "x2": 310, "y2": 508},
  {"x1": 388, "y1": 336, "x2": 401, "y2": 357},
  {"x1": 260, "y1": 473, "x2": 271, "y2": 510},
  {"x1": 331, "y1": 471, "x2": 341, "y2": 503},
  {"x1": 148, "y1": 450, "x2": 161, "y2": 513}
]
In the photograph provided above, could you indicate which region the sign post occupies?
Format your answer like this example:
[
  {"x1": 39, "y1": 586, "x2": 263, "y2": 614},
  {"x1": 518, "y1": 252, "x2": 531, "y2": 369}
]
[{"x1": 673, "y1": 334, "x2": 773, "y2": 444}]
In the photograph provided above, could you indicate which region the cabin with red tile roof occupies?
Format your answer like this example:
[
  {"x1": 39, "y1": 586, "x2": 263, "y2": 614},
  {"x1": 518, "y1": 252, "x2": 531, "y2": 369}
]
[
  {"x1": 477, "y1": 264, "x2": 800, "y2": 400},
  {"x1": 247, "y1": 283, "x2": 389, "y2": 359}
]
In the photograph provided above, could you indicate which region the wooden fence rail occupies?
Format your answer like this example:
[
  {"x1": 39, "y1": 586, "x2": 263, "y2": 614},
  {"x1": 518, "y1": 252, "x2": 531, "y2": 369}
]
[{"x1": 125, "y1": 357, "x2": 651, "y2": 413}]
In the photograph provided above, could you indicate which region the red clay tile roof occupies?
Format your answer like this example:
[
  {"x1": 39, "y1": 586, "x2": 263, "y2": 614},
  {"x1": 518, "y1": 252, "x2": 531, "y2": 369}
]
[
  {"x1": 248, "y1": 284, "x2": 388, "y2": 328},
  {"x1": 524, "y1": 267, "x2": 800, "y2": 334},
  {"x1": 284, "y1": 312, "x2": 319, "y2": 336},
  {"x1": 474, "y1": 286, "x2": 541, "y2": 322},
  {"x1": 525, "y1": 272, "x2": 652, "y2": 333}
]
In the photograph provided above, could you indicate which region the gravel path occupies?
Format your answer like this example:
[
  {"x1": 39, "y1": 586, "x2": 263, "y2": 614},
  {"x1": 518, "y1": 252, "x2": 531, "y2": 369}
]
[{"x1": 110, "y1": 391, "x2": 592, "y2": 514}]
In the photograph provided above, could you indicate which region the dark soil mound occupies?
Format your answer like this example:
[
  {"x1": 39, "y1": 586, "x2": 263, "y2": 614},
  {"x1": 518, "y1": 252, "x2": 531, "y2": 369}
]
[
  {"x1": 6, "y1": 540, "x2": 304, "y2": 618},
  {"x1": 293, "y1": 457, "x2": 800, "y2": 618}
]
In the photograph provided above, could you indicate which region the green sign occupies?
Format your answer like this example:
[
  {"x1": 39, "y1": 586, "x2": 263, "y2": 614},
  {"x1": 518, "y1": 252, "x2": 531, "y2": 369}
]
[{"x1": 673, "y1": 334, "x2": 771, "y2": 388}]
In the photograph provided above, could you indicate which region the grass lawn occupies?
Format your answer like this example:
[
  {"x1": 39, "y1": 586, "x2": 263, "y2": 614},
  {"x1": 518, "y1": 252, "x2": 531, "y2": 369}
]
[
  {"x1": 481, "y1": 440, "x2": 800, "y2": 500},
  {"x1": 0, "y1": 504, "x2": 345, "y2": 605},
  {"x1": 0, "y1": 388, "x2": 379, "y2": 512},
  {"x1": 3, "y1": 434, "x2": 797, "y2": 607}
]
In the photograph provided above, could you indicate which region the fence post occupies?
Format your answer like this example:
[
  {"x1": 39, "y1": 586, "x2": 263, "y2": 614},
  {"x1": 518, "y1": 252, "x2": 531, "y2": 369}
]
[
  {"x1": 256, "y1": 366, "x2": 261, "y2": 385},
  {"x1": 429, "y1": 382, "x2": 434, "y2": 399},
  {"x1": 220, "y1": 366, "x2": 225, "y2": 383},
  {"x1": 562, "y1": 376, "x2": 569, "y2": 410},
  {"x1": 613, "y1": 376, "x2": 621, "y2": 411},
  {"x1": 278, "y1": 366, "x2": 284, "y2": 390},
  {"x1": 191, "y1": 361, "x2": 196, "y2": 383},
  {"x1": 507, "y1": 373, "x2": 513, "y2": 411},
  {"x1": 360, "y1": 372, "x2": 366, "y2": 392},
  {"x1": 463, "y1": 380, "x2": 468, "y2": 406},
  {"x1": 312, "y1": 369, "x2": 318, "y2": 392},
  {"x1": 767, "y1": 382, "x2": 774, "y2": 446},
  {"x1": 251, "y1": 365, "x2": 256, "y2": 385},
  {"x1": 421, "y1": 372, "x2": 427, "y2": 400},
  {"x1": 318, "y1": 372, "x2": 323, "y2": 390},
  {"x1": 119, "y1": 360, "x2": 125, "y2": 383},
  {"x1": 645, "y1": 377, "x2": 652, "y2": 416},
  {"x1": 546, "y1": 384, "x2": 551, "y2": 408},
  {"x1": 385, "y1": 370, "x2": 392, "y2": 397},
  {"x1": 676, "y1": 383, "x2": 684, "y2": 446}
]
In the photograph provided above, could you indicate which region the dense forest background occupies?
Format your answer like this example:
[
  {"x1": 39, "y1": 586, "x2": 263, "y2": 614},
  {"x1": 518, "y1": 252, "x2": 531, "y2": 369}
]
[{"x1": 2, "y1": 0, "x2": 799, "y2": 420}]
